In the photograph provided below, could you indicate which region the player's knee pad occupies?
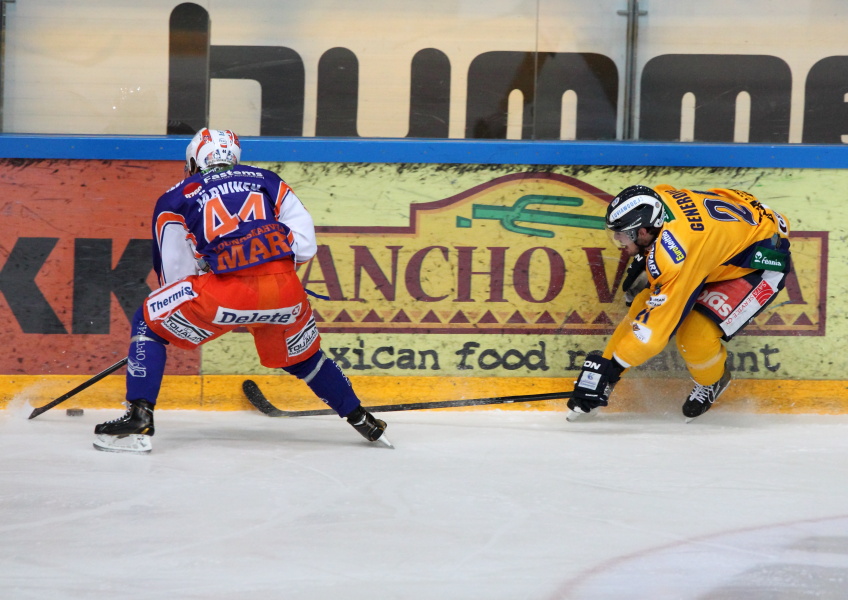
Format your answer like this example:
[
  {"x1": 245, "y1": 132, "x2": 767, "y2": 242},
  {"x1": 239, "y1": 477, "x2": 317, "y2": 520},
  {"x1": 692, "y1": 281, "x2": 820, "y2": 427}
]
[
  {"x1": 282, "y1": 349, "x2": 324, "y2": 380},
  {"x1": 130, "y1": 306, "x2": 169, "y2": 345},
  {"x1": 676, "y1": 311, "x2": 727, "y2": 384},
  {"x1": 676, "y1": 311, "x2": 723, "y2": 362}
]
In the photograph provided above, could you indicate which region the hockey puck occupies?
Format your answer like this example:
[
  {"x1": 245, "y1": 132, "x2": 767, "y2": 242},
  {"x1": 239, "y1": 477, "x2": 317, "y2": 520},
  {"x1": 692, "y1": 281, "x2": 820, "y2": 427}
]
[{"x1": 66, "y1": 408, "x2": 84, "y2": 417}]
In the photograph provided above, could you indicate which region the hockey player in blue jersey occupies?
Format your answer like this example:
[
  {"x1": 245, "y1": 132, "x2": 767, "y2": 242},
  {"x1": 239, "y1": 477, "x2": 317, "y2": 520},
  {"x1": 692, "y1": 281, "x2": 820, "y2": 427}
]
[{"x1": 94, "y1": 128, "x2": 391, "y2": 453}]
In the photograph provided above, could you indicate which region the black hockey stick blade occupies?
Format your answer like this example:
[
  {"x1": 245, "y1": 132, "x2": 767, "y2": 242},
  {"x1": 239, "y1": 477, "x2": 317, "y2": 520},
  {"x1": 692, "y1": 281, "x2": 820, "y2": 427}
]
[
  {"x1": 28, "y1": 357, "x2": 129, "y2": 420},
  {"x1": 242, "y1": 380, "x2": 334, "y2": 416},
  {"x1": 242, "y1": 379, "x2": 571, "y2": 418}
]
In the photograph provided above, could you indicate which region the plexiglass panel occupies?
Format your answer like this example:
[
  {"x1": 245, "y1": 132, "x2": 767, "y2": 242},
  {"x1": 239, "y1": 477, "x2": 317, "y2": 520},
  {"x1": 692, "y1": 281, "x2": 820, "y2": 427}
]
[{"x1": 2, "y1": 0, "x2": 845, "y2": 143}]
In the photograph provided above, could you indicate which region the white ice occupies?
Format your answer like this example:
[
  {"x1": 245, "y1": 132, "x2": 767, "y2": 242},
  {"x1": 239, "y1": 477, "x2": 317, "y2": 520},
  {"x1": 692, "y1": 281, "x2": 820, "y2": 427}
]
[{"x1": 2, "y1": 401, "x2": 848, "y2": 600}]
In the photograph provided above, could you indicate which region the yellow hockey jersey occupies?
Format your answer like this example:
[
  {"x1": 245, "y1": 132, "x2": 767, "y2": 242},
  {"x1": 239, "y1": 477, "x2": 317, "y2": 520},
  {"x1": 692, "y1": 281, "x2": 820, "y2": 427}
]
[{"x1": 608, "y1": 185, "x2": 791, "y2": 368}]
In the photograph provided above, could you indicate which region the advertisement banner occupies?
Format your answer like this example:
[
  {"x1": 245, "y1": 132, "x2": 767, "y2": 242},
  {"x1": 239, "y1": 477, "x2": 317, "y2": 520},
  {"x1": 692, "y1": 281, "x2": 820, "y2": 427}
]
[
  {"x1": 204, "y1": 166, "x2": 829, "y2": 381},
  {"x1": 0, "y1": 159, "x2": 835, "y2": 386},
  {"x1": 0, "y1": 159, "x2": 197, "y2": 375}
]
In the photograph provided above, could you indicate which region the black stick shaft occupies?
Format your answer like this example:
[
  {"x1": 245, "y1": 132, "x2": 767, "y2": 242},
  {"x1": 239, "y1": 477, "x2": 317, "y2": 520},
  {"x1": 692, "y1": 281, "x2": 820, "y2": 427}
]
[
  {"x1": 366, "y1": 392, "x2": 572, "y2": 413},
  {"x1": 28, "y1": 357, "x2": 128, "y2": 420},
  {"x1": 242, "y1": 380, "x2": 570, "y2": 417}
]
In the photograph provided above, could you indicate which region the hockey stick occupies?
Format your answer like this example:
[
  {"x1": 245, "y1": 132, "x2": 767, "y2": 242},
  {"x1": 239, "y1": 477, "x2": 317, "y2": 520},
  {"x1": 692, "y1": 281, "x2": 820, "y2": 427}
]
[
  {"x1": 242, "y1": 379, "x2": 571, "y2": 417},
  {"x1": 28, "y1": 357, "x2": 129, "y2": 420}
]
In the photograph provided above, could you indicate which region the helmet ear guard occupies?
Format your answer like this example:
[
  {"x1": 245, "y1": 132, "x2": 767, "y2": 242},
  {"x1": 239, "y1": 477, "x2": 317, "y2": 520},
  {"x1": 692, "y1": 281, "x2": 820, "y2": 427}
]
[{"x1": 185, "y1": 157, "x2": 199, "y2": 177}]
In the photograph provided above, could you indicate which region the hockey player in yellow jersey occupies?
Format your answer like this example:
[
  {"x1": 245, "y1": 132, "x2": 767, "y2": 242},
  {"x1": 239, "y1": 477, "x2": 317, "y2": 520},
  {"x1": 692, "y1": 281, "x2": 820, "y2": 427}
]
[{"x1": 567, "y1": 184, "x2": 791, "y2": 421}]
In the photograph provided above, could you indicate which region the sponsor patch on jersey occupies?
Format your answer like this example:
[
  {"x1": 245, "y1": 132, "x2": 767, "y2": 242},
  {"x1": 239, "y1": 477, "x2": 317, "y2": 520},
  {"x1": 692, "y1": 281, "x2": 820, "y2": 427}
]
[
  {"x1": 660, "y1": 230, "x2": 686, "y2": 263},
  {"x1": 750, "y1": 248, "x2": 787, "y2": 271},
  {"x1": 647, "y1": 293, "x2": 667, "y2": 308},
  {"x1": 213, "y1": 304, "x2": 302, "y2": 326},
  {"x1": 212, "y1": 223, "x2": 294, "y2": 273},
  {"x1": 146, "y1": 282, "x2": 196, "y2": 320},
  {"x1": 286, "y1": 315, "x2": 318, "y2": 357},
  {"x1": 720, "y1": 283, "x2": 774, "y2": 334},
  {"x1": 697, "y1": 289, "x2": 734, "y2": 318},
  {"x1": 697, "y1": 271, "x2": 782, "y2": 337},
  {"x1": 646, "y1": 246, "x2": 662, "y2": 278},
  {"x1": 631, "y1": 320, "x2": 652, "y2": 343},
  {"x1": 159, "y1": 310, "x2": 212, "y2": 345},
  {"x1": 751, "y1": 280, "x2": 775, "y2": 304},
  {"x1": 183, "y1": 181, "x2": 203, "y2": 199},
  {"x1": 773, "y1": 211, "x2": 789, "y2": 236}
]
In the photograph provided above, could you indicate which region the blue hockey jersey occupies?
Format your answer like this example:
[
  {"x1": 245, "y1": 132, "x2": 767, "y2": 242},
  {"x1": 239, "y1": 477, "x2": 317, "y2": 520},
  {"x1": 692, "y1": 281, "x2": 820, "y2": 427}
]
[{"x1": 151, "y1": 165, "x2": 317, "y2": 286}]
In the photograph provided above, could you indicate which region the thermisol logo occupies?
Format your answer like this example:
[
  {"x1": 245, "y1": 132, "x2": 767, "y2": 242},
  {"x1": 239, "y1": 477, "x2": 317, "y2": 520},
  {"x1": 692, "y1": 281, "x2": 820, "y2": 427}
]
[{"x1": 146, "y1": 282, "x2": 196, "y2": 320}]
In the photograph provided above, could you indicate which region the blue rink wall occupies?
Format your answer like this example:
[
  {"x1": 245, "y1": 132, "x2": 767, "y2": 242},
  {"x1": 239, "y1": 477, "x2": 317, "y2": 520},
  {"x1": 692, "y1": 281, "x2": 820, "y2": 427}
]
[{"x1": 1, "y1": 135, "x2": 846, "y2": 168}]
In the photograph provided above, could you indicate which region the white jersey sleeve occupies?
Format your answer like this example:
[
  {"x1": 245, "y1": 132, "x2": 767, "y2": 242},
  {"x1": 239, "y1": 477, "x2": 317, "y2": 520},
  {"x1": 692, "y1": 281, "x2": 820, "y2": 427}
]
[
  {"x1": 276, "y1": 186, "x2": 317, "y2": 263},
  {"x1": 158, "y1": 222, "x2": 199, "y2": 285}
]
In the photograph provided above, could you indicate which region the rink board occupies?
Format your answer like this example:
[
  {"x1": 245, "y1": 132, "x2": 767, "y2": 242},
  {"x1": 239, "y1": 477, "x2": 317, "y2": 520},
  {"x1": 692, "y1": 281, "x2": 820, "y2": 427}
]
[{"x1": 4, "y1": 375, "x2": 848, "y2": 416}]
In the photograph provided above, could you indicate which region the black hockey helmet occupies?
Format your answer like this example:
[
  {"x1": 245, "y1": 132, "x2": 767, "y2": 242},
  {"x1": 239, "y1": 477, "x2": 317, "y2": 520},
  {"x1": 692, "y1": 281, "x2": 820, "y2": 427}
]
[{"x1": 606, "y1": 185, "x2": 665, "y2": 243}]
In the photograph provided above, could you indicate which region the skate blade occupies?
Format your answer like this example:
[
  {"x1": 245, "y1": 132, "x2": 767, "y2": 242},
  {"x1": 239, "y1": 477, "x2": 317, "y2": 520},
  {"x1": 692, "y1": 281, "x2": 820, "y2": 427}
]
[
  {"x1": 684, "y1": 409, "x2": 711, "y2": 423},
  {"x1": 566, "y1": 407, "x2": 599, "y2": 422},
  {"x1": 375, "y1": 433, "x2": 395, "y2": 449},
  {"x1": 93, "y1": 434, "x2": 152, "y2": 454}
]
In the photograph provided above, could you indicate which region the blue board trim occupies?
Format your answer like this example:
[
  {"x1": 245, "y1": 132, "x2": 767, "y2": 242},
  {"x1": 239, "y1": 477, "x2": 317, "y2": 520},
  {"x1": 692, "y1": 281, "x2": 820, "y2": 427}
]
[{"x1": 0, "y1": 134, "x2": 845, "y2": 168}]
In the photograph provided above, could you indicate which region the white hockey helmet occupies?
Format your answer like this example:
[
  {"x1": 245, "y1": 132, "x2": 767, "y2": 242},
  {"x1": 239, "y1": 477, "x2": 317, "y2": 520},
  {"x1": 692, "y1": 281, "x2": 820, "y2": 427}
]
[{"x1": 185, "y1": 128, "x2": 241, "y2": 175}]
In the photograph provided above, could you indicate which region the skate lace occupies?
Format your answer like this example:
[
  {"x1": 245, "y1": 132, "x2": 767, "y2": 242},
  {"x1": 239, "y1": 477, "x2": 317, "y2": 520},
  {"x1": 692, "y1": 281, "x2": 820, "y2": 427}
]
[
  {"x1": 104, "y1": 403, "x2": 132, "y2": 424},
  {"x1": 688, "y1": 383, "x2": 714, "y2": 405}
]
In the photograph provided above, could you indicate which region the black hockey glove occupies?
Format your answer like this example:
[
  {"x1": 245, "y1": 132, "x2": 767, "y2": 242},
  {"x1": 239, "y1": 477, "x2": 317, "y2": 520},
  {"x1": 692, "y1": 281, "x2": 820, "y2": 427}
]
[
  {"x1": 567, "y1": 356, "x2": 626, "y2": 414},
  {"x1": 622, "y1": 254, "x2": 649, "y2": 307}
]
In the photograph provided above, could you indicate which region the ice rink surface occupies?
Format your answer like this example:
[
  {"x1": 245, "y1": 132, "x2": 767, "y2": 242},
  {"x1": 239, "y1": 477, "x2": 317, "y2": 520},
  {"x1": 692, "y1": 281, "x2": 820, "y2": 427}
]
[{"x1": 2, "y1": 399, "x2": 848, "y2": 600}]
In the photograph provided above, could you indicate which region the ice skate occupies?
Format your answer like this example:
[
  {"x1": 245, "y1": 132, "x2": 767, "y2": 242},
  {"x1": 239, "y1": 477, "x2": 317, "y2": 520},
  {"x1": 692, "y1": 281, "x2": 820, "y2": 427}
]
[
  {"x1": 347, "y1": 406, "x2": 393, "y2": 448},
  {"x1": 566, "y1": 406, "x2": 601, "y2": 422},
  {"x1": 93, "y1": 400, "x2": 155, "y2": 454},
  {"x1": 682, "y1": 368, "x2": 732, "y2": 422}
]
